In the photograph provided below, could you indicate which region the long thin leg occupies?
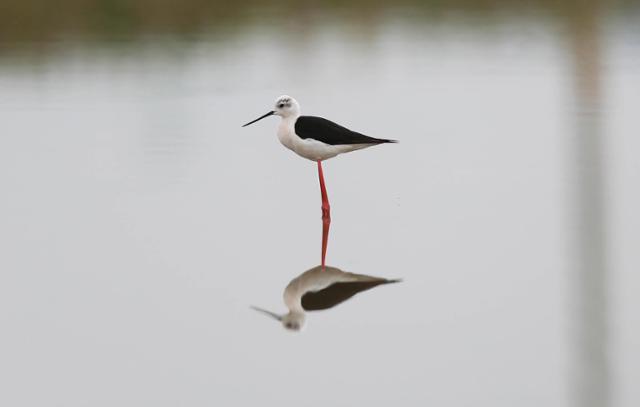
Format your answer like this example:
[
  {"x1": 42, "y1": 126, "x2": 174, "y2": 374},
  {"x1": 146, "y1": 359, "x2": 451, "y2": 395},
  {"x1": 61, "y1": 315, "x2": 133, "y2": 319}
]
[{"x1": 317, "y1": 161, "x2": 331, "y2": 270}]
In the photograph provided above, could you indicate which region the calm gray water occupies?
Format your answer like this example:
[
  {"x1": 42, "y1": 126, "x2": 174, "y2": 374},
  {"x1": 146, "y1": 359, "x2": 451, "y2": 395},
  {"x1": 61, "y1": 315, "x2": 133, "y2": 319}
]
[{"x1": 0, "y1": 5, "x2": 638, "y2": 407}]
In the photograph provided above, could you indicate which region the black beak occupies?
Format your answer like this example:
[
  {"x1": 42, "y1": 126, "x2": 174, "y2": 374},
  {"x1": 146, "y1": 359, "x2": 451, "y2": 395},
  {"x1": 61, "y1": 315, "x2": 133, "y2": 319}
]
[
  {"x1": 250, "y1": 306, "x2": 283, "y2": 321},
  {"x1": 242, "y1": 111, "x2": 275, "y2": 127}
]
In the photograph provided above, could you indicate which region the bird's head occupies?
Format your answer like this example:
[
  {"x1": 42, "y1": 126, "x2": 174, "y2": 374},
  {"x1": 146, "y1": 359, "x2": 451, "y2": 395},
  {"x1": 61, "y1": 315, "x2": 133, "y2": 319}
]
[
  {"x1": 273, "y1": 95, "x2": 300, "y2": 118},
  {"x1": 241, "y1": 95, "x2": 300, "y2": 127},
  {"x1": 281, "y1": 311, "x2": 306, "y2": 331},
  {"x1": 250, "y1": 306, "x2": 306, "y2": 332}
]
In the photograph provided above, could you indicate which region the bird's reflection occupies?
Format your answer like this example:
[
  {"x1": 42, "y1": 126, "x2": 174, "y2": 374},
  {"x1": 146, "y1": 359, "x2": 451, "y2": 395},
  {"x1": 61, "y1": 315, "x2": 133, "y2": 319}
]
[{"x1": 251, "y1": 265, "x2": 400, "y2": 331}]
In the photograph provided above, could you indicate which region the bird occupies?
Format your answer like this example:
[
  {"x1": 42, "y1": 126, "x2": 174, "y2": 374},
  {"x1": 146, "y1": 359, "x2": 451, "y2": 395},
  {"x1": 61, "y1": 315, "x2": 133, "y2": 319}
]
[
  {"x1": 251, "y1": 265, "x2": 401, "y2": 331},
  {"x1": 242, "y1": 96, "x2": 396, "y2": 268}
]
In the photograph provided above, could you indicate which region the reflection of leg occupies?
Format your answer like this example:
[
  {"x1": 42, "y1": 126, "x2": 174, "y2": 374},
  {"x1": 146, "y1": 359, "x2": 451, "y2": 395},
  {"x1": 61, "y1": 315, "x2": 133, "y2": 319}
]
[
  {"x1": 317, "y1": 161, "x2": 331, "y2": 270},
  {"x1": 321, "y1": 215, "x2": 330, "y2": 270}
]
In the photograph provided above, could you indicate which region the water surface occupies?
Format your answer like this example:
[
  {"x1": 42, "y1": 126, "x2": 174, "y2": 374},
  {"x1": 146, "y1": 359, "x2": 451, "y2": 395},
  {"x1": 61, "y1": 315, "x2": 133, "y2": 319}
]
[{"x1": 1, "y1": 3, "x2": 639, "y2": 407}]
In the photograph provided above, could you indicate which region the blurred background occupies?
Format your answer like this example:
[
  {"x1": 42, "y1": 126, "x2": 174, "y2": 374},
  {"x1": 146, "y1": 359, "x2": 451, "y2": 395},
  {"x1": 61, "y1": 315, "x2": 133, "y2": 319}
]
[{"x1": 0, "y1": 1, "x2": 638, "y2": 406}]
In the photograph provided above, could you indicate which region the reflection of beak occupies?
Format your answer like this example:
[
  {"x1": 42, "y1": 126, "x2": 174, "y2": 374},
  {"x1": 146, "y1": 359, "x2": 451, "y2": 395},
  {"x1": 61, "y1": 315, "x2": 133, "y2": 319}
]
[
  {"x1": 250, "y1": 305, "x2": 282, "y2": 321},
  {"x1": 242, "y1": 111, "x2": 275, "y2": 127}
]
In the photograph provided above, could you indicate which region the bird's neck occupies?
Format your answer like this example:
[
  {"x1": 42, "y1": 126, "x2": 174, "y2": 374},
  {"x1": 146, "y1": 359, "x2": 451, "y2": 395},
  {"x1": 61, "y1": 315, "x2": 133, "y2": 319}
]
[
  {"x1": 281, "y1": 113, "x2": 300, "y2": 126},
  {"x1": 283, "y1": 278, "x2": 306, "y2": 313},
  {"x1": 277, "y1": 114, "x2": 299, "y2": 143}
]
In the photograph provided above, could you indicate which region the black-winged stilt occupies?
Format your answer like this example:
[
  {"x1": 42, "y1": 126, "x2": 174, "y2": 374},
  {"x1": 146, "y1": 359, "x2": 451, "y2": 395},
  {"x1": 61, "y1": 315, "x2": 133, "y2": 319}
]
[
  {"x1": 251, "y1": 265, "x2": 401, "y2": 331},
  {"x1": 242, "y1": 96, "x2": 396, "y2": 268}
]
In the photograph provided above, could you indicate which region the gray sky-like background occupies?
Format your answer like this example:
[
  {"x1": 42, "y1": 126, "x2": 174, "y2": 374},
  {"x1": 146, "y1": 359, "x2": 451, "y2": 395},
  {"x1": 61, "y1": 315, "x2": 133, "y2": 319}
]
[{"x1": 0, "y1": 2, "x2": 638, "y2": 406}]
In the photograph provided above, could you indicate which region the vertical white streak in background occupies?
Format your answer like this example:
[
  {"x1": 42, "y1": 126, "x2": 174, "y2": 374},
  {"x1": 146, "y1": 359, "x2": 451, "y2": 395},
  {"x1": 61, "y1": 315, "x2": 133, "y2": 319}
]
[{"x1": 566, "y1": 5, "x2": 609, "y2": 407}]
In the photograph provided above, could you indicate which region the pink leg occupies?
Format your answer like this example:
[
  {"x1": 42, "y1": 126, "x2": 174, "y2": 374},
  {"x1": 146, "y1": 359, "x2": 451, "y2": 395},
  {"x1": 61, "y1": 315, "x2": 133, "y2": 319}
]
[{"x1": 317, "y1": 161, "x2": 331, "y2": 270}]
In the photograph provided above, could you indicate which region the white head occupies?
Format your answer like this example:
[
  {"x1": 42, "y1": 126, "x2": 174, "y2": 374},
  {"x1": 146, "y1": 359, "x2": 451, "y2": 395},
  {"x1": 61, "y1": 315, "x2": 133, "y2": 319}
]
[
  {"x1": 251, "y1": 306, "x2": 306, "y2": 332},
  {"x1": 273, "y1": 95, "x2": 300, "y2": 119},
  {"x1": 280, "y1": 311, "x2": 306, "y2": 331},
  {"x1": 242, "y1": 95, "x2": 300, "y2": 127}
]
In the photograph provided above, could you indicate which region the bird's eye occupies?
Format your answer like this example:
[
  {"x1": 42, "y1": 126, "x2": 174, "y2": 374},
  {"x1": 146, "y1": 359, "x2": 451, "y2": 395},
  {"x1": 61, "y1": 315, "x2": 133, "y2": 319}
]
[{"x1": 278, "y1": 103, "x2": 285, "y2": 108}]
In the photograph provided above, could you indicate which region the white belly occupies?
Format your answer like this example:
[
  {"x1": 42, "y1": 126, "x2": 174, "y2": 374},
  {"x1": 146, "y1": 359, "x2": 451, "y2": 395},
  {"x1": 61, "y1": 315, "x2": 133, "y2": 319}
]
[{"x1": 277, "y1": 123, "x2": 371, "y2": 162}]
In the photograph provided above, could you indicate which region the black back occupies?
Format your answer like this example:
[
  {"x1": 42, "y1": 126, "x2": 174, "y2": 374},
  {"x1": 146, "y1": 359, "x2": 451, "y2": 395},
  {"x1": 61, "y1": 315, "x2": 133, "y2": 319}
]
[
  {"x1": 295, "y1": 116, "x2": 395, "y2": 145},
  {"x1": 301, "y1": 279, "x2": 399, "y2": 311}
]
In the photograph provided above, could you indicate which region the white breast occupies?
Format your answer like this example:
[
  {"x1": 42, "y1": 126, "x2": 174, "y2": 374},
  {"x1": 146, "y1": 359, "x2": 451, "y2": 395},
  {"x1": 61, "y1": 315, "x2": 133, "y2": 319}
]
[{"x1": 276, "y1": 119, "x2": 298, "y2": 153}]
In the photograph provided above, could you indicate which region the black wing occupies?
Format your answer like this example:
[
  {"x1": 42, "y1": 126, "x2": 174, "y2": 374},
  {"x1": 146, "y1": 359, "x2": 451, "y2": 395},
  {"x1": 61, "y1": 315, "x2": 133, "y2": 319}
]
[
  {"x1": 295, "y1": 116, "x2": 396, "y2": 146},
  {"x1": 301, "y1": 279, "x2": 400, "y2": 311}
]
